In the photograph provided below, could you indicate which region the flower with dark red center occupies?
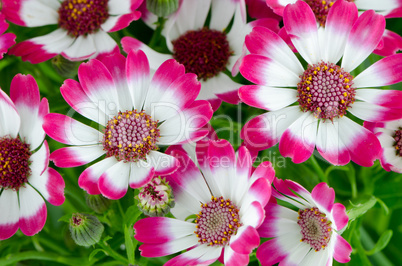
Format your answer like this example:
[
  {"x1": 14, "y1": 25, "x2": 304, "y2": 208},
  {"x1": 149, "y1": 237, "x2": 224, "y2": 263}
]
[
  {"x1": 44, "y1": 50, "x2": 213, "y2": 200},
  {"x1": 122, "y1": 0, "x2": 280, "y2": 110},
  {"x1": 240, "y1": 0, "x2": 402, "y2": 166},
  {"x1": 172, "y1": 28, "x2": 232, "y2": 81},
  {"x1": 364, "y1": 120, "x2": 402, "y2": 173},
  {"x1": 0, "y1": 137, "x2": 31, "y2": 190},
  {"x1": 0, "y1": 74, "x2": 65, "y2": 240},
  {"x1": 257, "y1": 180, "x2": 352, "y2": 265},
  {"x1": 3, "y1": 0, "x2": 142, "y2": 63},
  {"x1": 58, "y1": 0, "x2": 109, "y2": 37},
  {"x1": 134, "y1": 140, "x2": 274, "y2": 265}
]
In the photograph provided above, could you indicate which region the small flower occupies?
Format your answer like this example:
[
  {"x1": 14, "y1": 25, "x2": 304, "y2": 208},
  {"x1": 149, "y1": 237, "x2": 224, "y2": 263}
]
[
  {"x1": 365, "y1": 120, "x2": 402, "y2": 173},
  {"x1": 136, "y1": 176, "x2": 175, "y2": 217},
  {"x1": 146, "y1": 0, "x2": 179, "y2": 17},
  {"x1": 69, "y1": 213, "x2": 104, "y2": 247},
  {"x1": 122, "y1": 0, "x2": 280, "y2": 110},
  {"x1": 0, "y1": 14, "x2": 16, "y2": 59},
  {"x1": 240, "y1": 0, "x2": 402, "y2": 166},
  {"x1": 2, "y1": 0, "x2": 142, "y2": 63},
  {"x1": 257, "y1": 179, "x2": 352, "y2": 265},
  {"x1": 85, "y1": 194, "x2": 112, "y2": 214},
  {"x1": 43, "y1": 50, "x2": 213, "y2": 200},
  {"x1": 134, "y1": 140, "x2": 274, "y2": 265},
  {"x1": 0, "y1": 74, "x2": 65, "y2": 240},
  {"x1": 266, "y1": 0, "x2": 402, "y2": 56}
]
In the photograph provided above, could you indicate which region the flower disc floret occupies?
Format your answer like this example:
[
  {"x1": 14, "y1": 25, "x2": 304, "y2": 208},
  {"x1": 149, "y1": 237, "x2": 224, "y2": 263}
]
[
  {"x1": 297, "y1": 62, "x2": 355, "y2": 121},
  {"x1": 298, "y1": 207, "x2": 332, "y2": 251},
  {"x1": 394, "y1": 129, "x2": 402, "y2": 156},
  {"x1": 102, "y1": 110, "x2": 160, "y2": 162},
  {"x1": 195, "y1": 196, "x2": 242, "y2": 247},
  {"x1": 0, "y1": 137, "x2": 31, "y2": 190},
  {"x1": 172, "y1": 28, "x2": 232, "y2": 81},
  {"x1": 58, "y1": 0, "x2": 109, "y2": 37}
]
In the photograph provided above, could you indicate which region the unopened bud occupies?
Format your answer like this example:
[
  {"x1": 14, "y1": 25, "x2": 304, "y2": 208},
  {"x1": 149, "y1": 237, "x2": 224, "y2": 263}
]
[
  {"x1": 136, "y1": 176, "x2": 175, "y2": 217},
  {"x1": 146, "y1": 0, "x2": 179, "y2": 17},
  {"x1": 85, "y1": 194, "x2": 112, "y2": 214},
  {"x1": 69, "y1": 213, "x2": 104, "y2": 247}
]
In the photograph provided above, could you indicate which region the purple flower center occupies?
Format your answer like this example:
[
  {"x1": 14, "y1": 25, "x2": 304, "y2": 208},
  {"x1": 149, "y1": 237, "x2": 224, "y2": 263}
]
[
  {"x1": 102, "y1": 110, "x2": 160, "y2": 162},
  {"x1": 0, "y1": 137, "x2": 31, "y2": 190},
  {"x1": 172, "y1": 28, "x2": 232, "y2": 81},
  {"x1": 58, "y1": 0, "x2": 109, "y2": 37},
  {"x1": 393, "y1": 129, "x2": 402, "y2": 156},
  {"x1": 304, "y1": 0, "x2": 354, "y2": 27},
  {"x1": 194, "y1": 196, "x2": 242, "y2": 247},
  {"x1": 297, "y1": 62, "x2": 355, "y2": 121},
  {"x1": 298, "y1": 207, "x2": 332, "y2": 252}
]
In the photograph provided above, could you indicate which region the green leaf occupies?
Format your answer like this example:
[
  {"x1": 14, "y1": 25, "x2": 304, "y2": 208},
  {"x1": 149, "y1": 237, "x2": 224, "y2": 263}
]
[
  {"x1": 124, "y1": 204, "x2": 142, "y2": 226},
  {"x1": 124, "y1": 225, "x2": 135, "y2": 264},
  {"x1": 376, "y1": 197, "x2": 390, "y2": 216},
  {"x1": 347, "y1": 196, "x2": 377, "y2": 221},
  {"x1": 89, "y1": 249, "x2": 108, "y2": 262},
  {"x1": 58, "y1": 213, "x2": 72, "y2": 223},
  {"x1": 365, "y1": 230, "x2": 393, "y2": 256}
]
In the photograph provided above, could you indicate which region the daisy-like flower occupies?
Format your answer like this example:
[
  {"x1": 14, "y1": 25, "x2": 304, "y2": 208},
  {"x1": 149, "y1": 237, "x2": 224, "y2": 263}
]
[
  {"x1": 122, "y1": 0, "x2": 279, "y2": 110},
  {"x1": 240, "y1": 0, "x2": 402, "y2": 166},
  {"x1": 365, "y1": 120, "x2": 402, "y2": 173},
  {"x1": 0, "y1": 13, "x2": 16, "y2": 59},
  {"x1": 2, "y1": 0, "x2": 142, "y2": 63},
  {"x1": 43, "y1": 50, "x2": 213, "y2": 200},
  {"x1": 266, "y1": 0, "x2": 402, "y2": 56},
  {"x1": 134, "y1": 139, "x2": 274, "y2": 265},
  {"x1": 0, "y1": 74, "x2": 65, "y2": 240},
  {"x1": 257, "y1": 179, "x2": 352, "y2": 265}
]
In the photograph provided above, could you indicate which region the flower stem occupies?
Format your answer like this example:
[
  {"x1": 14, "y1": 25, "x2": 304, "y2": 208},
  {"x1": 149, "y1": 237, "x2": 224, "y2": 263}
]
[{"x1": 309, "y1": 156, "x2": 328, "y2": 183}]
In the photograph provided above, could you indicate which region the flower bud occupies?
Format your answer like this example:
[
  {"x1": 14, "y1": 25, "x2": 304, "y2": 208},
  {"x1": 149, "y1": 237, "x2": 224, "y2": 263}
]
[
  {"x1": 136, "y1": 176, "x2": 175, "y2": 217},
  {"x1": 69, "y1": 213, "x2": 104, "y2": 247},
  {"x1": 85, "y1": 194, "x2": 112, "y2": 214},
  {"x1": 146, "y1": 0, "x2": 178, "y2": 17}
]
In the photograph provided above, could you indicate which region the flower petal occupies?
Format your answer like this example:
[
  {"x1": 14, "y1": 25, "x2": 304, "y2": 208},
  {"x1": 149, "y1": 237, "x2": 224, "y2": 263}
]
[
  {"x1": 0, "y1": 189, "x2": 19, "y2": 240},
  {"x1": 50, "y1": 145, "x2": 105, "y2": 168},
  {"x1": 98, "y1": 161, "x2": 131, "y2": 199},
  {"x1": 333, "y1": 233, "x2": 352, "y2": 263},
  {"x1": 18, "y1": 185, "x2": 47, "y2": 236},
  {"x1": 43, "y1": 114, "x2": 102, "y2": 145},
  {"x1": 284, "y1": 1, "x2": 321, "y2": 64},
  {"x1": 348, "y1": 101, "x2": 402, "y2": 122},
  {"x1": 129, "y1": 161, "x2": 154, "y2": 189},
  {"x1": 331, "y1": 203, "x2": 348, "y2": 231},
  {"x1": 165, "y1": 244, "x2": 221, "y2": 266},
  {"x1": 78, "y1": 157, "x2": 118, "y2": 195},
  {"x1": 101, "y1": 12, "x2": 141, "y2": 32},
  {"x1": 355, "y1": 89, "x2": 402, "y2": 109},
  {"x1": 311, "y1": 182, "x2": 335, "y2": 213},
  {"x1": 148, "y1": 151, "x2": 180, "y2": 176},
  {"x1": 140, "y1": 235, "x2": 198, "y2": 257},
  {"x1": 0, "y1": 88, "x2": 20, "y2": 138},
  {"x1": 229, "y1": 225, "x2": 260, "y2": 255},
  {"x1": 341, "y1": 10, "x2": 385, "y2": 72},
  {"x1": 61, "y1": 34, "x2": 97, "y2": 61}
]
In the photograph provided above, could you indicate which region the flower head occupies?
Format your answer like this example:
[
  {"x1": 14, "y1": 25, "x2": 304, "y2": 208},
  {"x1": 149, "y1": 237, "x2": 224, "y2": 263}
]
[
  {"x1": 257, "y1": 179, "x2": 352, "y2": 265},
  {"x1": 240, "y1": 0, "x2": 402, "y2": 166},
  {"x1": 44, "y1": 50, "x2": 213, "y2": 200},
  {"x1": 0, "y1": 74, "x2": 65, "y2": 240},
  {"x1": 134, "y1": 140, "x2": 274, "y2": 265},
  {"x1": 121, "y1": 0, "x2": 279, "y2": 110},
  {"x1": 2, "y1": 0, "x2": 142, "y2": 63},
  {"x1": 365, "y1": 120, "x2": 402, "y2": 173},
  {"x1": 69, "y1": 213, "x2": 104, "y2": 246}
]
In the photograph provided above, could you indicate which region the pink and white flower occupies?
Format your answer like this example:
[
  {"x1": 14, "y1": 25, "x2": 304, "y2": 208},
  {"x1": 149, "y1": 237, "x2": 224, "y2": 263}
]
[
  {"x1": 2, "y1": 0, "x2": 142, "y2": 63},
  {"x1": 122, "y1": 0, "x2": 279, "y2": 110},
  {"x1": 240, "y1": 0, "x2": 402, "y2": 166},
  {"x1": 0, "y1": 13, "x2": 16, "y2": 59},
  {"x1": 134, "y1": 139, "x2": 274, "y2": 265},
  {"x1": 365, "y1": 120, "x2": 402, "y2": 173},
  {"x1": 257, "y1": 179, "x2": 352, "y2": 265},
  {"x1": 0, "y1": 74, "x2": 65, "y2": 240},
  {"x1": 43, "y1": 50, "x2": 213, "y2": 200},
  {"x1": 266, "y1": 0, "x2": 402, "y2": 56}
]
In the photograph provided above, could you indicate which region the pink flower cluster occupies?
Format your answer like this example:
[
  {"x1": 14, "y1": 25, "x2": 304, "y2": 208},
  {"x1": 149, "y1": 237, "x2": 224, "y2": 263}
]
[{"x1": 0, "y1": 0, "x2": 401, "y2": 265}]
